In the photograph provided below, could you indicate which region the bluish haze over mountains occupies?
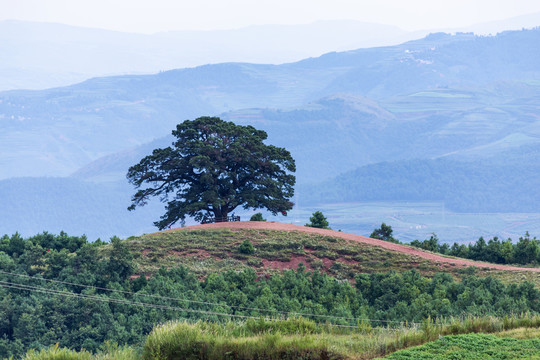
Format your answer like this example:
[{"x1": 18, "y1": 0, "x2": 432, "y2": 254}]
[
  {"x1": 1, "y1": 28, "x2": 539, "y2": 241},
  {"x1": 2, "y1": 13, "x2": 540, "y2": 91},
  {"x1": 0, "y1": 20, "x2": 416, "y2": 91}
]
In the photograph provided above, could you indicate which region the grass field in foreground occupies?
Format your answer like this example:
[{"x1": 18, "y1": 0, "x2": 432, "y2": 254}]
[
  {"x1": 379, "y1": 333, "x2": 540, "y2": 360},
  {"x1": 24, "y1": 316, "x2": 540, "y2": 360}
]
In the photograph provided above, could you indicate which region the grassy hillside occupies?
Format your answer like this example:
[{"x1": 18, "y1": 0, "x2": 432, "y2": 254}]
[
  {"x1": 123, "y1": 226, "x2": 540, "y2": 286},
  {"x1": 126, "y1": 227, "x2": 460, "y2": 278}
]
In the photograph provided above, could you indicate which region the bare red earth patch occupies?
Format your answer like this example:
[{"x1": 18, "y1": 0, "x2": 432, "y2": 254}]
[{"x1": 261, "y1": 254, "x2": 313, "y2": 272}]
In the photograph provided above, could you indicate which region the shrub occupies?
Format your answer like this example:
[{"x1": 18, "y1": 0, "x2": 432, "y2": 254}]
[
  {"x1": 239, "y1": 239, "x2": 255, "y2": 254},
  {"x1": 250, "y1": 213, "x2": 266, "y2": 221},
  {"x1": 23, "y1": 344, "x2": 92, "y2": 360},
  {"x1": 305, "y1": 211, "x2": 330, "y2": 229}
]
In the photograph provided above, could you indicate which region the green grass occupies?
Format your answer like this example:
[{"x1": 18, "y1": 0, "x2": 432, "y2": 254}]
[
  {"x1": 21, "y1": 342, "x2": 138, "y2": 360},
  {"x1": 19, "y1": 315, "x2": 540, "y2": 360},
  {"x1": 108, "y1": 315, "x2": 540, "y2": 360},
  {"x1": 121, "y1": 228, "x2": 539, "y2": 288},
  {"x1": 379, "y1": 333, "x2": 540, "y2": 359}
]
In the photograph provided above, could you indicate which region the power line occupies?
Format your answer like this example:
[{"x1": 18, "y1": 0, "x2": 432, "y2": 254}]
[
  {"x1": 0, "y1": 269, "x2": 417, "y2": 325},
  {"x1": 0, "y1": 280, "x2": 365, "y2": 329},
  {"x1": 0, "y1": 280, "x2": 256, "y2": 320}
]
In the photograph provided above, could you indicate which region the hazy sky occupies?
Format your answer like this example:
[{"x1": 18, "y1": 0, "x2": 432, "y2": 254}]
[{"x1": 2, "y1": 0, "x2": 540, "y2": 33}]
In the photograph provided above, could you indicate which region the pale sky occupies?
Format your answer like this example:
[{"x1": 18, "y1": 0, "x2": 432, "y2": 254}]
[{"x1": 1, "y1": 0, "x2": 540, "y2": 33}]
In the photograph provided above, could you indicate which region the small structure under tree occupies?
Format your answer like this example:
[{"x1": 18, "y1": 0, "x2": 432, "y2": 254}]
[{"x1": 127, "y1": 116, "x2": 296, "y2": 229}]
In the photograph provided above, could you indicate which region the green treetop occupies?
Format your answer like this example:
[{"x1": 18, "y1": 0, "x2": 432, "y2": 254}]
[
  {"x1": 305, "y1": 211, "x2": 330, "y2": 229},
  {"x1": 127, "y1": 116, "x2": 296, "y2": 229}
]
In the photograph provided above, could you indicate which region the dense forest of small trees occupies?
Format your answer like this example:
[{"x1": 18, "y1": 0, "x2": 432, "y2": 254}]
[
  {"x1": 1, "y1": 232, "x2": 540, "y2": 358},
  {"x1": 410, "y1": 232, "x2": 540, "y2": 265},
  {"x1": 369, "y1": 223, "x2": 540, "y2": 266}
]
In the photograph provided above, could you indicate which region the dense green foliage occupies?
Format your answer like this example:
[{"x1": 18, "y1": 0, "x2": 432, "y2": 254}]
[
  {"x1": 249, "y1": 213, "x2": 266, "y2": 221},
  {"x1": 370, "y1": 223, "x2": 540, "y2": 266},
  {"x1": 238, "y1": 239, "x2": 255, "y2": 254},
  {"x1": 370, "y1": 223, "x2": 398, "y2": 243},
  {"x1": 2, "y1": 232, "x2": 540, "y2": 358},
  {"x1": 380, "y1": 333, "x2": 540, "y2": 360},
  {"x1": 410, "y1": 232, "x2": 540, "y2": 266},
  {"x1": 305, "y1": 211, "x2": 330, "y2": 229},
  {"x1": 127, "y1": 116, "x2": 296, "y2": 228}
]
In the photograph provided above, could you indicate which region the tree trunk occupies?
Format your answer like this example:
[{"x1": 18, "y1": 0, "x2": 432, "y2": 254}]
[{"x1": 213, "y1": 208, "x2": 228, "y2": 222}]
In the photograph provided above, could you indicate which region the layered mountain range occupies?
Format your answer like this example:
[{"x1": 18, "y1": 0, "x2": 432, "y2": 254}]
[{"x1": 1, "y1": 28, "x2": 539, "y2": 239}]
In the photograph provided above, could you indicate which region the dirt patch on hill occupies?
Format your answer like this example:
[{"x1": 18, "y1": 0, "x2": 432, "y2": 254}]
[{"x1": 261, "y1": 254, "x2": 313, "y2": 272}]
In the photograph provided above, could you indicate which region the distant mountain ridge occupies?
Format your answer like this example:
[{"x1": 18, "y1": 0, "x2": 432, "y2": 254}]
[
  {"x1": 2, "y1": 28, "x2": 540, "y2": 180},
  {"x1": 2, "y1": 12, "x2": 540, "y2": 91},
  {"x1": 0, "y1": 19, "x2": 415, "y2": 91}
]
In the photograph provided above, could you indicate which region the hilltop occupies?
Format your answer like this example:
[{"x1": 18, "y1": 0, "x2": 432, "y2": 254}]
[{"x1": 124, "y1": 222, "x2": 540, "y2": 285}]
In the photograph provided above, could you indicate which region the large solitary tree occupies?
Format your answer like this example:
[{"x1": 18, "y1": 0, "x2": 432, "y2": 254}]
[{"x1": 127, "y1": 116, "x2": 296, "y2": 229}]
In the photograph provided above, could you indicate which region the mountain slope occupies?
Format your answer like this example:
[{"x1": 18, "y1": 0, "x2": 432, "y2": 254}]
[
  {"x1": 0, "y1": 177, "x2": 162, "y2": 240},
  {"x1": 302, "y1": 154, "x2": 540, "y2": 212},
  {"x1": 2, "y1": 29, "x2": 540, "y2": 180},
  {"x1": 0, "y1": 20, "x2": 415, "y2": 91}
]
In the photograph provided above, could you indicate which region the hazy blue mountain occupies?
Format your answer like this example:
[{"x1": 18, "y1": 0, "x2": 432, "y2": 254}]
[
  {"x1": 3, "y1": 15, "x2": 539, "y2": 91},
  {"x1": 2, "y1": 29, "x2": 540, "y2": 240},
  {"x1": 455, "y1": 13, "x2": 540, "y2": 35},
  {"x1": 2, "y1": 28, "x2": 540, "y2": 181},
  {"x1": 0, "y1": 20, "x2": 415, "y2": 91},
  {"x1": 0, "y1": 177, "x2": 162, "y2": 240},
  {"x1": 301, "y1": 151, "x2": 540, "y2": 212}
]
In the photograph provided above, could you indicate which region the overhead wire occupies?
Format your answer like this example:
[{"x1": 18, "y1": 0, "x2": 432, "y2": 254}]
[
  {"x1": 0, "y1": 269, "x2": 420, "y2": 326},
  {"x1": 0, "y1": 280, "x2": 365, "y2": 328}
]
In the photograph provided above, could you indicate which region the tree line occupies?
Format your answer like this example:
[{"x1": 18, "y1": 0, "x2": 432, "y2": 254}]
[{"x1": 371, "y1": 223, "x2": 540, "y2": 265}]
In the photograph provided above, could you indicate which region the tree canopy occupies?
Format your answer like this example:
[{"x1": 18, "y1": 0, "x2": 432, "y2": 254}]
[
  {"x1": 127, "y1": 116, "x2": 296, "y2": 229},
  {"x1": 305, "y1": 211, "x2": 330, "y2": 229},
  {"x1": 370, "y1": 223, "x2": 398, "y2": 243}
]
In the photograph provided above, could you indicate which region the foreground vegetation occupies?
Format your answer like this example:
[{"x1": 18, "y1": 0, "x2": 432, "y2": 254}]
[
  {"x1": 2, "y1": 230, "x2": 540, "y2": 358},
  {"x1": 380, "y1": 333, "x2": 540, "y2": 360},
  {"x1": 19, "y1": 316, "x2": 540, "y2": 360}
]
